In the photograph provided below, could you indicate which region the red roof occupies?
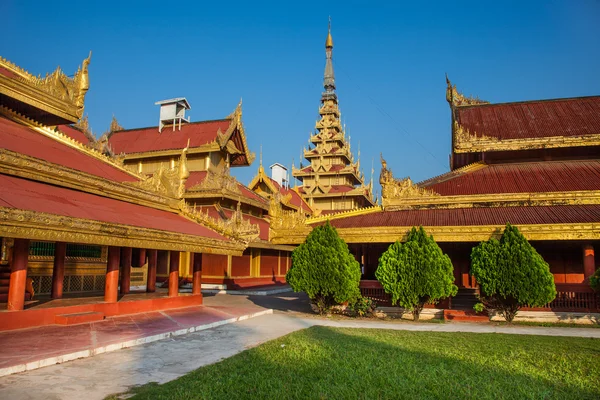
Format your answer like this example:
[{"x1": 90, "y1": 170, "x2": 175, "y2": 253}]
[
  {"x1": 422, "y1": 160, "x2": 600, "y2": 195},
  {"x1": 0, "y1": 117, "x2": 138, "y2": 182},
  {"x1": 185, "y1": 171, "x2": 208, "y2": 189},
  {"x1": 456, "y1": 96, "x2": 600, "y2": 140},
  {"x1": 108, "y1": 119, "x2": 231, "y2": 154},
  {"x1": 0, "y1": 174, "x2": 228, "y2": 241},
  {"x1": 267, "y1": 178, "x2": 311, "y2": 211},
  {"x1": 0, "y1": 66, "x2": 18, "y2": 79},
  {"x1": 57, "y1": 125, "x2": 91, "y2": 144},
  {"x1": 321, "y1": 205, "x2": 600, "y2": 229}
]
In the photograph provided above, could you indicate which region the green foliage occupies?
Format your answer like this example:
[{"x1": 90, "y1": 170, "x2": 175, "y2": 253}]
[
  {"x1": 471, "y1": 223, "x2": 556, "y2": 322},
  {"x1": 375, "y1": 226, "x2": 457, "y2": 321},
  {"x1": 473, "y1": 303, "x2": 485, "y2": 313},
  {"x1": 590, "y1": 269, "x2": 600, "y2": 292},
  {"x1": 286, "y1": 221, "x2": 361, "y2": 314},
  {"x1": 351, "y1": 296, "x2": 376, "y2": 317}
]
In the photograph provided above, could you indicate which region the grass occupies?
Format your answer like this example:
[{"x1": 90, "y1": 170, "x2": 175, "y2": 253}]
[{"x1": 117, "y1": 327, "x2": 600, "y2": 400}]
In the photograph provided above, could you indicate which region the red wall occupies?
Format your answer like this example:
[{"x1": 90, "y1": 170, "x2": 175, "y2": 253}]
[
  {"x1": 260, "y1": 249, "x2": 279, "y2": 277},
  {"x1": 231, "y1": 250, "x2": 251, "y2": 277},
  {"x1": 203, "y1": 254, "x2": 228, "y2": 277}
]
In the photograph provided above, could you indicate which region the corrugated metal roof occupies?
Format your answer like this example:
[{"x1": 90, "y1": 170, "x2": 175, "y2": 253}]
[
  {"x1": 423, "y1": 160, "x2": 600, "y2": 195},
  {"x1": 457, "y1": 96, "x2": 600, "y2": 140},
  {"x1": 322, "y1": 205, "x2": 600, "y2": 228}
]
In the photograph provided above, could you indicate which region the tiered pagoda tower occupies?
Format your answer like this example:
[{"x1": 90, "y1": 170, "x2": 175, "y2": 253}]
[{"x1": 292, "y1": 23, "x2": 374, "y2": 213}]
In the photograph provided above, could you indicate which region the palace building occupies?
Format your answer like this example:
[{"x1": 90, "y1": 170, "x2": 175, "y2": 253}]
[
  {"x1": 1, "y1": 24, "x2": 598, "y2": 332},
  {"x1": 0, "y1": 53, "x2": 276, "y2": 330}
]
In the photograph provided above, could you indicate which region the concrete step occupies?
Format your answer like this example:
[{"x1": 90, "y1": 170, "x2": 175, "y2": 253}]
[
  {"x1": 444, "y1": 309, "x2": 489, "y2": 322},
  {"x1": 0, "y1": 278, "x2": 10, "y2": 286},
  {"x1": 55, "y1": 312, "x2": 105, "y2": 326}
]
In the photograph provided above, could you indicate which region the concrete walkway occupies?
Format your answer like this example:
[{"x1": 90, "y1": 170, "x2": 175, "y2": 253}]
[{"x1": 1, "y1": 292, "x2": 599, "y2": 400}]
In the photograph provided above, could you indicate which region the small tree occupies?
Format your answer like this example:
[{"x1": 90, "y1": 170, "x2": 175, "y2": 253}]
[
  {"x1": 286, "y1": 221, "x2": 361, "y2": 314},
  {"x1": 376, "y1": 226, "x2": 457, "y2": 321},
  {"x1": 471, "y1": 223, "x2": 556, "y2": 322}
]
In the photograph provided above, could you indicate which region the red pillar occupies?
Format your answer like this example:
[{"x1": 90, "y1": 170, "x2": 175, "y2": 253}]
[
  {"x1": 131, "y1": 248, "x2": 147, "y2": 268},
  {"x1": 169, "y1": 251, "x2": 179, "y2": 297},
  {"x1": 51, "y1": 242, "x2": 66, "y2": 299},
  {"x1": 192, "y1": 253, "x2": 202, "y2": 295},
  {"x1": 583, "y1": 245, "x2": 595, "y2": 279},
  {"x1": 7, "y1": 238, "x2": 29, "y2": 311},
  {"x1": 147, "y1": 249, "x2": 157, "y2": 293},
  {"x1": 105, "y1": 246, "x2": 120, "y2": 303},
  {"x1": 120, "y1": 247, "x2": 132, "y2": 295}
]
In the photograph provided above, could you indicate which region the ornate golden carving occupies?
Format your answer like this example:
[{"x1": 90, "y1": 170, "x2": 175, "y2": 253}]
[
  {"x1": 453, "y1": 121, "x2": 498, "y2": 149},
  {"x1": 0, "y1": 52, "x2": 91, "y2": 119},
  {"x1": 178, "y1": 201, "x2": 260, "y2": 243},
  {"x1": 136, "y1": 143, "x2": 190, "y2": 199},
  {"x1": 446, "y1": 75, "x2": 489, "y2": 107},
  {"x1": 0, "y1": 207, "x2": 245, "y2": 255},
  {"x1": 188, "y1": 166, "x2": 240, "y2": 193},
  {"x1": 379, "y1": 154, "x2": 439, "y2": 204},
  {"x1": 109, "y1": 115, "x2": 124, "y2": 133}
]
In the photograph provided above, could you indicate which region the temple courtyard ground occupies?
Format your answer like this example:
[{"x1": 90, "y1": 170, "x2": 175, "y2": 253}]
[{"x1": 0, "y1": 292, "x2": 599, "y2": 399}]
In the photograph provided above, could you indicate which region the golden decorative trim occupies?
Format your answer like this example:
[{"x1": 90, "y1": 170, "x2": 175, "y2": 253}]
[
  {"x1": 417, "y1": 162, "x2": 488, "y2": 187},
  {"x1": 0, "y1": 148, "x2": 177, "y2": 212},
  {"x1": 271, "y1": 222, "x2": 600, "y2": 245},
  {"x1": 454, "y1": 128, "x2": 600, "y2": 153},
  {"x1": 119, "y1": 142, "x2": 221, "y2": 160},
  {"x1": 0, "y1": 53, "x2": 91, "y2": 120},
  {"x1": 384, "y1": 190, "x2": 600, "y2": 211},
  {"x1": 178, "y1": 201, "x2": 260, "y2": 244},
  {"x1": 306, "y1": 205, "x2": 382, "y2": 224},
  {"x1": 221, "y1": 100, "x2": 256, "y2": 165},
  {"x1": 379, "y1": 154, "x2": 439, "y2": 206},
  {"x1": 188, "y1": 166, "x2": 239, "y2": 193},
  {"x1": 446, "y1": 75, "x2": 489, "y2": 107},
  {"x1": 453, "y1": 120, "x2": 499, "y2": 149},
  {"x1": 0, "y1": 207, "x2": 245, "y2": 255}
]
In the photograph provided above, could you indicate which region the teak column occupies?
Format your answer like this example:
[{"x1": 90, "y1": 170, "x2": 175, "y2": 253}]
[
  {"x1": 51, "y1": 242, "x2": 66, "y2": 299},
  {"x1": 169, "y1": 251, "x2": 180, "y2": 297},
  {"x1": 583, "y1": 245, "x2": 595, "y2": 279},
  {"x1": 7, "y1": 238, "x2": 30, "y2": 311},
  {"x1": 192, "y1": 253, "x2": 203, "y2": 295},
  {"x1": 146, "y1": 249, "x2": 157, "y2": 293},
  {"x1": 105, "y1": 246, "x2": 120, "y2": 303},
  {"x1": 120, "y1": 247, "x2": 132, "y2": 295}
]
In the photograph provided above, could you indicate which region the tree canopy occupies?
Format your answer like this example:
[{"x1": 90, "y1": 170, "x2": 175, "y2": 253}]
[
  {"x1": 376, "y1": 226, "x2": 457, "y2": 321},
  {"x1": 286, "y1": 221, "x2": 361, "y2": 314},
  {"x1": 471, "y1": 223, "x2": 556, "y2": 322}
]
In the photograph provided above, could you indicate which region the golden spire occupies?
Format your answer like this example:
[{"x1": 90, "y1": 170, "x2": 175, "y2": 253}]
[{"x1": 326, "y1": 16, "x2": 333, "y2": 48}]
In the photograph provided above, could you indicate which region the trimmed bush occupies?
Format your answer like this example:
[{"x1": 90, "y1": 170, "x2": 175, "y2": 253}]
[
  {"x1": 376, "y1": 226, "x2": 457, "y2": 321},
  {"x1": 471, "y1": 223, "x2": 556, "y2": 322},
  {"x1": 286, "y1": 221, "x2": 361, "y2": 314},
  {"x1": 590, "y1": 268, "x2": 600, "y2": 292}
]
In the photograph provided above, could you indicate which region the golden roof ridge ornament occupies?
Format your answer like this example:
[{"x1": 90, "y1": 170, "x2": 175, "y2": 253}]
[
  {"x1": 379, "y1": 154, "x2": 439, "y2": 206},
  {"x1": 445, "y1": 74, "x2": 489, "y2": 107}
]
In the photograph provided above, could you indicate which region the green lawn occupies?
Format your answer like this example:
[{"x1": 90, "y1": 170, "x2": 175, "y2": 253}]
[{"x1": 121, "y1": 327, "x2": 600, "y2": 400}]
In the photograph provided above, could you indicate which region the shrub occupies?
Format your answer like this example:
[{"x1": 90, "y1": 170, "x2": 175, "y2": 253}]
[
  {"x1": 471, "y1": 223, "x2": 556, "y2": 323},
  {"x1": 473, "y1": 303, "x2": 485, "y2": 313},
  {"x1": 590, "y1": 269, "x2": 600, "y2": 292},
  {"x1": 351, "y1": 297, "x2": 376, "y2": 317},
  {"x1": 375, "y1": 226, "x2": 457, "y2": 321},
  {"x1": 286, "y1": 221, "x2": 361, "y2": 314}
]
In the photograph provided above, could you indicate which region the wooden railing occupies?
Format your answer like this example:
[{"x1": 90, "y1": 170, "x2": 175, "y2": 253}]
[
  {"x1": 360, "y1": 280, "x2": 600, "y2": 312},
  {"x1": 545, "y1": 284, "x2": 600, "y2": 312}
]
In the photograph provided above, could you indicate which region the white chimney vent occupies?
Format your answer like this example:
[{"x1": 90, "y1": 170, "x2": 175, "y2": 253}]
[
  {"x1": 155, "y1": 98, "x2": 191, "y2": 133},
  {"x1": 270, "y1": 163, "x2": 288, "y2": 189}
]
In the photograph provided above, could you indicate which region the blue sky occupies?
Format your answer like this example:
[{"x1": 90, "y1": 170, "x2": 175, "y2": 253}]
[{"x1": 2, "y1": 1, "x2": 599, "y2": 198}]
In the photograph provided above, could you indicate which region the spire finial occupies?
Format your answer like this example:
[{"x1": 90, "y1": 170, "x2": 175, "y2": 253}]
[{"x1": 326, "y1": 16, "x2": 333, "y2": 48}]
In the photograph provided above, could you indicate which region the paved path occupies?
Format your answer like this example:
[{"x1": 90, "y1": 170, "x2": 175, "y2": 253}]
[{"x1": 1, "y1": 292, "x2": 599, "y2": 399}]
